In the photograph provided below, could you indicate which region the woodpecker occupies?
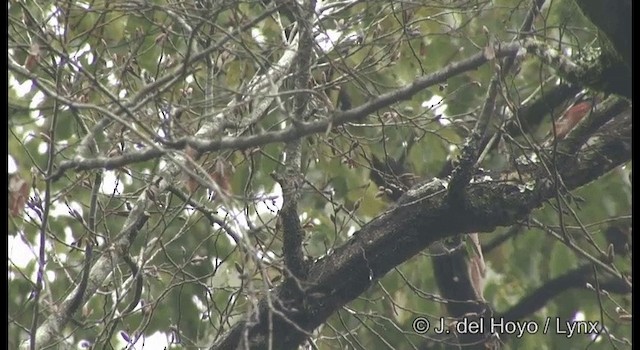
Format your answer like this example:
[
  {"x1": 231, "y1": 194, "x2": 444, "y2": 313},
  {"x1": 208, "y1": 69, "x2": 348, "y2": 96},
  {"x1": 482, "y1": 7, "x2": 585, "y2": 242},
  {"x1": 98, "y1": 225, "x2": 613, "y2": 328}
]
[{"x1": 544, "y1": 92, "x2": 596, "y2": 145}]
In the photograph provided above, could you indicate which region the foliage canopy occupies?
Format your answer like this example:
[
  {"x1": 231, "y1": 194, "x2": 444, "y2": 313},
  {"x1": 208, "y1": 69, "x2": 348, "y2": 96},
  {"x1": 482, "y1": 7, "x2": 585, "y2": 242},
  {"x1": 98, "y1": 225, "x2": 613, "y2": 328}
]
[{"x1": 8, "y1": 0, "x2": 631, "y2": 349}]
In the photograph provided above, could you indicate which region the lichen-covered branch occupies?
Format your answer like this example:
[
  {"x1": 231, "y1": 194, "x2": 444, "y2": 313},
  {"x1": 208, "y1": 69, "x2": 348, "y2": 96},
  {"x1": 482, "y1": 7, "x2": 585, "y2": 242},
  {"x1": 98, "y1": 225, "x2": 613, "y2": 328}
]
[
  {"x1": 209, "y1": 104, "x2": 631, "y2": 350},
  {"x1": 278, "y1": 0, "x2": 316, "y2": 281}
]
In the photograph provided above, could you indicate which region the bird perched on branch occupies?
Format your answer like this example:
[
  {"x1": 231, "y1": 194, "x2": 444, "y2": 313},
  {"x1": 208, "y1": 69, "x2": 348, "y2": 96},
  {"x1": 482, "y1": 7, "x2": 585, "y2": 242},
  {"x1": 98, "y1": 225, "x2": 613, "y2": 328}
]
[{"x1": 544, "y1": 91, "x2": 597, "y2": 146}]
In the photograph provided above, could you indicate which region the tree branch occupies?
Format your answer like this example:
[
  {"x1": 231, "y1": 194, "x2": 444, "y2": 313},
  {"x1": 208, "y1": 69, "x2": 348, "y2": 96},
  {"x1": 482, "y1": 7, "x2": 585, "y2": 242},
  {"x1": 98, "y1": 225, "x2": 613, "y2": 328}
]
[
  {"x1": 498, "y1": 264, "x2": 631, "y2": 322},
  {"x1": 209, "y1": 104, "x2": 630, "y2": 349},
  {"x1": 574, "y1": 0, "x2": 631, "y2": 97},
  {"x1": 49, "y1": 39, "x2": 613, "y2": 182},
  {"x1": 558, "y1": 96, "x2": 629, "y2": 154},
  {"x1": 504, "y1": 83, "x2": 581, "y2": 137},
  {"x1": 22, "y1": 13, "x2": 302, "y2": 346},
  {"x1": 22, "y1": 207, "x2": 149, "y2": 349},
  {"x1": 447, "y1": 75, "x2": 499, "y2": 202},
  {"x1": 49, "y1": 42, "x2": 526, "y2": 181},
  {"x1": 420, "y1": 263, "x2": 631, "y2": 349},
  {"x1": 276, "y1": 0, "x2": 316, "y2": 281}
]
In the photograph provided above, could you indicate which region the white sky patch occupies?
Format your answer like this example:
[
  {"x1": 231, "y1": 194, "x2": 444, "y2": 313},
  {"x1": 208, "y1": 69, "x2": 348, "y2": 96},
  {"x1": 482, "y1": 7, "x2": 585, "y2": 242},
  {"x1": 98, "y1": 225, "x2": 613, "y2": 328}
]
[
  {"x1": 46, "y1": 270, "x2": 56, "y2": 283},
  {"x1": 100, "y1": 171, "x2": 125, "y2": 194},
  {"x1": 48, "y1": 200, "x2": 85, "y2": 220},
  {"x1": 191, "y1": 295, "x2": 207, "y2": 313},
  {"x1": 69, "y1": 44, "x2": 92, "y2": 72},
  {"x1": 564, "y1": 47, "x2": 573, "y2": 57},
  {"x1": 211, "y1": 206, "x2": 251, "y2": 246},
  {"x1": 422, "y1": 95, "x2": 449, "y2": 125},
  {"x1": 256, "y1": 249, "x2": 277, "y2": 262},
  {"x1": 64, "y1": 226, "x2": 75, "y2": 246},
  {"x1": 53, "y1": 55, "x2": 63, "y2": 67},
  {"x1": 156, "y1": 127, "x2": 166, "y2": 139},
  {"x1": 346, "y1": 226, "x2": 357, "y2": 237},
  {"x1": 8, "y1": 232, "x2": 54, "y2": 283},
  {"x1": 31, "y1": 91, "x2": 45, "y2": 124},
  {"x1": 115, "y1": 330, "x2": 170, "y2": 350},
  {"x1": 9, "y1": 74, "x2": 33, "y2": 97},
  {"x1": 8, "y1": 234, "x2": 35, "y2": 269},
  {"x1": 254, "y1": 183, "x2": 283, "y2": 215},
  {"x1": 315, "y1": 29, "x2": 343, "y2": 52},
  {"x1": 86, "y1": 51, "x2": 94, "y2": 65},
  {"x1": 123, "y1": 171, "x2": 133, "y2": 185},
  {"x1": 182, "y1": 206, "x2": 197, "y2": 217},
  {"x1": 44, "y1": 6, "x2": 65, "y2": 36},
  {"x1": 57, "y1": 250, "x2": 69, "y2": 265},
  {"x1": 107, "y1": 72, "x2": 118, "y2": 87},
  {"x1": 38, "y1": 142, "x2": 48, "y2": 154},
  {"x1": 8, "y1": 155, "x2": 18, "y2": 174},
  {"x1": 211, "y1": 257, "x2": 223, "y2": 269},
  {"x1": 68, "y1": 200, "x2": 85, "y2": 217},
  {"x1": 251, "y1": 28, "x2": 266, "y2": 49}
]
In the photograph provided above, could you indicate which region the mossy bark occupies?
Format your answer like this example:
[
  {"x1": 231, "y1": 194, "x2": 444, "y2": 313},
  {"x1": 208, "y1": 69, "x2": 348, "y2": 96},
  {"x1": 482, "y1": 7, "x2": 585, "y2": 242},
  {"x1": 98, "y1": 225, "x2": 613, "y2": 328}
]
[{"x1": 574, "y1": 0, "x2": 631, "y2": 98}]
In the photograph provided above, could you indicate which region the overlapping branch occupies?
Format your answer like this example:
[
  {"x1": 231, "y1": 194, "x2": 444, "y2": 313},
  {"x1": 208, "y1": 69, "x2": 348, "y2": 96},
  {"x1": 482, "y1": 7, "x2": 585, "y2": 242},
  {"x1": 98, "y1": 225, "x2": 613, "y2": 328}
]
[
  {"x1": 210, "y1": 98, "x2": 631, "y2": 349},
  {"x1": 20, "y1": 7, "x2": 301, "y2": 349},
  {"x1": 45, "y1": 42, "x2": 534, "y2": 181}
]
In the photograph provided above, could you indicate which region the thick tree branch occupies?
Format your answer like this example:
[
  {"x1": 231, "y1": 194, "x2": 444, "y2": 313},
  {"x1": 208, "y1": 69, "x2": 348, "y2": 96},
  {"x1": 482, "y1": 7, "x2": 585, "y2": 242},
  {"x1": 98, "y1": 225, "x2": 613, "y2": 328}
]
[
  {"x1": 262, "y1": 5, "x2": 316, "y2": 347},
  {"x1": 277, "y1": 0, "x2": 315, "y2": 281},
  {"x1": 574, "y1": 0, "x2": 631, "y2": 67},
  {"x1": 501, "y1": 0, "x2": 546, "y2": 74},
  {"x1": 420, "y1": 263, "x2": 631, "y2": 349},
  {"x1": 49, "y1": 42, "x2": 527, "y2": 181},
  {"x1": 573, "y1": 0, "x2": 631, "y2": 99},
  {"x1": 435, "y1": 72, "x2": 501, "y2": 349},
  {"x1": 498, "y1": 264, "x2": 631, "y2": 322},
  {"x1": 210, "y1": 106, "x2": 630, "y2": 349}
]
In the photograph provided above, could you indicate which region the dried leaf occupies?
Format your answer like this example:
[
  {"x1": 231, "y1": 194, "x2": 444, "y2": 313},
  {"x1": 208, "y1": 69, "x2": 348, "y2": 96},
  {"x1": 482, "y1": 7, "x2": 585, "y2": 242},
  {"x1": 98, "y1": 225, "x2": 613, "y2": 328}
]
[
  {"x1": 483, "y1": 44, "x2": 495, "y2": 60},
  {"x1": 185, "y1": 174, "x2": 199, "y2": 194},
  {"x1": 209, "y1": 157, "x2": 233, "y2": 195},
  {"x1": 24, "y1": 43, "x2": 40, "y2": 71},
  {"x1": 466, "y1": 233, "x2": 486, "y2": 301},
  {"x1": 9, "y1": 174, "x2": 29, "y2": 217},
  {"x1": 182, "y1": 146, "x2": 201, "y2": 194}
]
